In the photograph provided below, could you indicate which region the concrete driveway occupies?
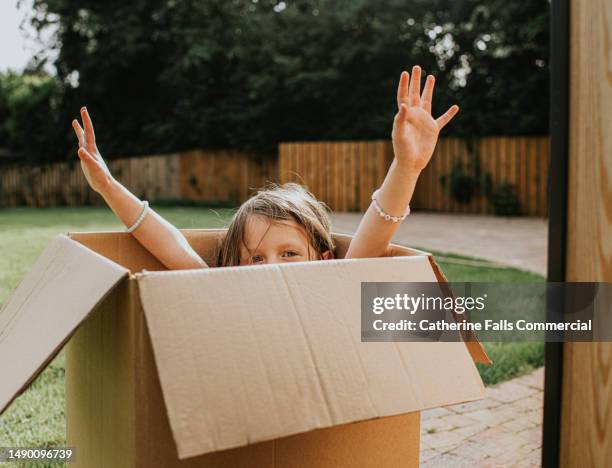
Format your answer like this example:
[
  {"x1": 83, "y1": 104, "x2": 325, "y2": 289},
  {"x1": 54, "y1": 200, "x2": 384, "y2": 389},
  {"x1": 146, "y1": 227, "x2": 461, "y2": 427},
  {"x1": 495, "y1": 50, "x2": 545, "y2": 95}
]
[{"x1": 331, "y1": 212, "x2": 548, "y2": 276}]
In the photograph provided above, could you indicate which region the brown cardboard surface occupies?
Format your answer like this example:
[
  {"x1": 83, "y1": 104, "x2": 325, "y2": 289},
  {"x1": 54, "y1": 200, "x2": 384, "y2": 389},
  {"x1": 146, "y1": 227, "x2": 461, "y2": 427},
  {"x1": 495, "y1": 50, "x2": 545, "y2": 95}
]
[
  {"x1": 69, "y1": 229, "x2": 227, "y2": 272},
  {"x1": 0, "y1": 235, "x2": 128, "y2": 415},
  {"x1": 273, "y1": 412, "x2": 420, "y2": 468},
  {"x1": 68, "y1": 229, "x2": 427, "y2": 271},
  {"x1": 1, "y1": 229, "x2": 485, "y2": 467},
  {"x1": 65, "y1": 276, "x2": 423, "y2": 468},
  {"x1": 65, "y1": 279, "x2": 138, "y2": 468},
  {"x1": 137, "y1": 254, "x2": 485, "y2": 459}
]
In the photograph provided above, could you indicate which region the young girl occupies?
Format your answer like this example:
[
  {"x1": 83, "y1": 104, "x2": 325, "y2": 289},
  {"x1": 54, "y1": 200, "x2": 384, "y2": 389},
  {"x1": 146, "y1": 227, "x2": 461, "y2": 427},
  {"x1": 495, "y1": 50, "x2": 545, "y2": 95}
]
[{"x1": 71, "y1": 65, "x2": 458, "y2": 268}]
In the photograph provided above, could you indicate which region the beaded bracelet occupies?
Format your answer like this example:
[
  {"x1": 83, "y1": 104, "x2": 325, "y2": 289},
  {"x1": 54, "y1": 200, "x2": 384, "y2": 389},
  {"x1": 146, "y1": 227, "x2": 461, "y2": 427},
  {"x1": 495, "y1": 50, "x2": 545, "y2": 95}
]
[
  {"x1": 371, "y1": 190, "x2": 410, "y2": 222},
  {"x1": 126, "y1": 200, "x2": 149, "y2": 233}
]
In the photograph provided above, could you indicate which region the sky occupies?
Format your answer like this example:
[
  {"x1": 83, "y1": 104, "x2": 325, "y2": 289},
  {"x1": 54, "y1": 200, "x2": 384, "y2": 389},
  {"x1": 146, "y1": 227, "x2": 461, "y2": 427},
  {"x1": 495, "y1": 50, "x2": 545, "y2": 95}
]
[
  {"x1": 0, "y1": 1, "x2": 57, "y2": 73},
  {"x1": 0, "y1": 1, "x2": 33, "y2": 72}
]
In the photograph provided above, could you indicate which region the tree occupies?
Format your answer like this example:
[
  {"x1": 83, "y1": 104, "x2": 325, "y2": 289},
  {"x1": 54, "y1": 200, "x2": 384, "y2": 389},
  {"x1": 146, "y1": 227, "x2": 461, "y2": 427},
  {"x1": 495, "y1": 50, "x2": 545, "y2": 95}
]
[
  {"x1": 6, "y1": 0, "x2": 548, "y2": 163},
  {"x1": 0, "y1": 71, "x2": 64, "y2": 164}
]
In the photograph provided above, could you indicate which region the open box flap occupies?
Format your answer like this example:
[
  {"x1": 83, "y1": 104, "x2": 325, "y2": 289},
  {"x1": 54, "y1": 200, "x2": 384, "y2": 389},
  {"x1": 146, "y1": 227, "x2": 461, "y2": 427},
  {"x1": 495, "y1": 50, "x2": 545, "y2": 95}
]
[
  {"x1": 0, "y1": 234, "x2": 129, "y2": 415},
  {"x1": 137, "y1": 255, "x2": 486, "y2": 459},
  {"x1": 427, "y1": 256, "x2": 492, "y2": 365}
]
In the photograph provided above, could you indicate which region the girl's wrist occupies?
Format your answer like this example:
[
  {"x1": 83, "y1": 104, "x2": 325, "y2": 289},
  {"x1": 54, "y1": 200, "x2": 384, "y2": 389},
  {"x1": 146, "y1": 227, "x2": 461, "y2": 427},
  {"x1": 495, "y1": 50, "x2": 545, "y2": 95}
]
[
  {"x1": 98, "y1": 177, "x2": 120, "y2": 198},
  {"x1": 392, "y1": 158, "x2": 422, "y2": 178}
]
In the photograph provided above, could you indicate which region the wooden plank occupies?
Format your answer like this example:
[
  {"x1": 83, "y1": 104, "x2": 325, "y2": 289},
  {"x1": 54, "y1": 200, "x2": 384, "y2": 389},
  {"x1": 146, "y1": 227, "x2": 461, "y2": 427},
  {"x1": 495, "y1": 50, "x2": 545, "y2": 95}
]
[
  {"x1": 454, "y1": 138, "x2": 465, "y2": 213},
  {"x1": 516, "y1": 138, "x2": 526, "y2": 215},
  {"x1": 526, "y1": 137, "x2": 537, "y2": 216},
  {"x1": 509, "y1": 137, "x2": 519, "y2": 215},
  {"x1": 358, "y1": 142, "x2": 366, "y2": 211},
  {"x1": 341, "y1": 142, "x2": 348, "y2": 211},
  {"x1": 351, "y1": 142, "x2": 358, "y2": 211},
  {"x1": 321, "y1": 143, "x2": 328, "y2": 208},
  {"x1": 286, "y1": 143, "x2": 294, "y2": 184},
  {"x1": 490, "y1": 138, "x2": 500, "y2": 215},
  {"x1": 353, "y1": 143, "x2": 360, "y2": 211},
  {"x1": 561, "y1": 0, "x2": 612, "y2": 466},
  {"x1": 437, "y1": 138, "x2": 448, "y2": 212},
  {"x1": 307, "y1": 142, "x2": 315, "y2": 195},
  {"x1": 342, "y1": 142, "x2": 349, "y2": 211},
  {"x1": 319, "y1": 143, "x2": 326, "y2": 207},
  {"x1": 297, "y1": 143, "x2": 302, "y2": 185},
  {"x1": 345, "y1": 143, "x2": 354, "y2": 211},
  {"x1": 309, "y1": 143, "x2": 317, "y2": 197},
  {"x1": 333, "y1": 142, "x2": 340, "y2": 211},
  {"x1": 535, "y1": 137, "x2": 545, "y2": 216},
  {"x1": 435, "y1": 139, "x2": 446, "y2": 212},
  {"x1": 460, "y1": 138, "x2": 470, "y2": 213},
  {"x1": 433, "y1": 139, "x2": 445, "y2": 212},
  {"x1": 278, "y1": 143, "x2": 285, "y2": 184},
  {"x1": 476, "y1": 138, "x2": 486, "y2": 215},
  {"x1": 479, "y1": 138, "x2": 488, "y2": 215},
  {"x1": 540, "y1": 137, "x2": 550, "y2": 216},
  {"x1": 318, "y1": 142, "x2": 325, "y2": 201}
]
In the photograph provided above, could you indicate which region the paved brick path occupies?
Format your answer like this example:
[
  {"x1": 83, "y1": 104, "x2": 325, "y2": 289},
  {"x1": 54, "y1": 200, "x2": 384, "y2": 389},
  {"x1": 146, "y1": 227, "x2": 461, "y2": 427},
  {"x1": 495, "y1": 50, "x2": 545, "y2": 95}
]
[{"x1": 420, "y1": 367, "x2": 544, "y2": 467}]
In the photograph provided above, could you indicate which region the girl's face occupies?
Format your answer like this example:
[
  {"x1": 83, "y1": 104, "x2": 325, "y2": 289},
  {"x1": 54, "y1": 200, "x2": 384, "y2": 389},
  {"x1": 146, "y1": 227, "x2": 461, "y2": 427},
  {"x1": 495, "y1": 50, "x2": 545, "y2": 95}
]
[{"x1": 239, "y1": 215, "x2": 332, "y2": 266}]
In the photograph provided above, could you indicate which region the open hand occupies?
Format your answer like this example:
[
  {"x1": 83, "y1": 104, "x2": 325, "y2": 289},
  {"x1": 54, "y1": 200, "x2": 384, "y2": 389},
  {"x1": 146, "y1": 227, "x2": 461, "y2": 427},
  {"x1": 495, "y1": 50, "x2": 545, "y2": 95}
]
[
  {"x1": 392, "y1": 65, "x2": 459, "y2": 172},
  {"x1": 72, "y1": 107, "x2": 114, "y2": 194}
]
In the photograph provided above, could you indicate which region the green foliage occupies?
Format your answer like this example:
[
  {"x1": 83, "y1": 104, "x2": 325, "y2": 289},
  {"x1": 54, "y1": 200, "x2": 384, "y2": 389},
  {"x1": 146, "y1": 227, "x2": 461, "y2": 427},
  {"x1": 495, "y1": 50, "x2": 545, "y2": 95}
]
[
  {"x1": 441, "y1": 159, "x2": 478, "y2": 203},
  {"x1": 439, "y1": 140, "x2": 489, "y2": 204},
  {"x1": 2, "y1": 0, "x2": 549, "y2": 163},
  {"x1": 0, "y1": 72, "x2": 65, "y2": 164},
  {"x1": 440, "y1": 142, "x2": 520, "y2": 215},
  {"x1": 440, "y1": 160, "x2": 486, "y2": 204},
  {"x1": 488, "y1": 181, "x2": 520, "y2": 216},
  {"x1": 477, "y1": 342, "x2": 544, "y2": 386}
]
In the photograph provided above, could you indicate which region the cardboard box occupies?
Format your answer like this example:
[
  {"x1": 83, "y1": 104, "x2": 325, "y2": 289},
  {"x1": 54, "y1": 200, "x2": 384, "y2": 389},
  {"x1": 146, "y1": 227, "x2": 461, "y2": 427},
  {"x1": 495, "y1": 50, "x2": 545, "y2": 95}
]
[{"x1": 0, "y1": 229, "x2": 490, "y2": 467}]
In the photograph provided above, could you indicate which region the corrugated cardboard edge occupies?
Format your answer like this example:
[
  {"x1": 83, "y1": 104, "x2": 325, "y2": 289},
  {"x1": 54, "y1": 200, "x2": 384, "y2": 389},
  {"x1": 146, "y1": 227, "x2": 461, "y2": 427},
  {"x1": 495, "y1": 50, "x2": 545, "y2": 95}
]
[
  {"x1": 0, "y1": 234, "x2": 130, "y2": 415},
  {"x1": 427, "y1": 255, "x2": 492, "y2": 365}
]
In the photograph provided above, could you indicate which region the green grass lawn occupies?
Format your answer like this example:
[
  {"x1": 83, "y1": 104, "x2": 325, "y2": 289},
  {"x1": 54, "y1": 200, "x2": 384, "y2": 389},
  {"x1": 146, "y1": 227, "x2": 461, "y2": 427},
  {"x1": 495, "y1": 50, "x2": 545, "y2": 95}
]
[{"x1": 0, "y1": 206, "x2": 545, "y2": 461}]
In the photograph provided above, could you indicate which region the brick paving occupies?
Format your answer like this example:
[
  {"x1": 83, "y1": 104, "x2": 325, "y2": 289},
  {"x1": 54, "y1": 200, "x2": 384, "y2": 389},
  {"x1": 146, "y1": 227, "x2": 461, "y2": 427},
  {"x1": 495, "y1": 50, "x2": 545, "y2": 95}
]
[{"x1": 420, "y1": 367, "x2": 544, "y2": 467}]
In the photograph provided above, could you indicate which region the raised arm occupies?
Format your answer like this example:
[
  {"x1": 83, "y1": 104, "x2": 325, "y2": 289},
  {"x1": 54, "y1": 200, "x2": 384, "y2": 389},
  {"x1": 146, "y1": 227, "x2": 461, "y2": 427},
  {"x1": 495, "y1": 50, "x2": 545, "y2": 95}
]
[
  {"x1": 345, "y1": 65, "x2": 459, "y2": 259},
  {"x1": 72, "y1": 107, "x2": 208, "y2": 270}
]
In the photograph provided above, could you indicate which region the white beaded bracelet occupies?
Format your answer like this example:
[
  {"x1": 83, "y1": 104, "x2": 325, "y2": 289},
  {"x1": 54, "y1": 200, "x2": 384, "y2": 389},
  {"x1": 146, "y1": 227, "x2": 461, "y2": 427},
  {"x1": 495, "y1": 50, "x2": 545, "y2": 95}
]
[
  {"x1": 126, "y1": 200, "x2": 149, "y2": 233},
  {"x1": 371, "y1": 190, "x2": 410, "y2": 222}
]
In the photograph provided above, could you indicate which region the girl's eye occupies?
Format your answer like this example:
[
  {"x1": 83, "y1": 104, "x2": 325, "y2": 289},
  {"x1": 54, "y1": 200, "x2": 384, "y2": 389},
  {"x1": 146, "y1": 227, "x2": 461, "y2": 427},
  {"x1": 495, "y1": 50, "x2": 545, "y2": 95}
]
[
  {"x1": 283, "y1": 251, "x2": 299, "y2": 258},
  {"x1": 251, "y1": 255, "x2": 264, "y2": 263}
]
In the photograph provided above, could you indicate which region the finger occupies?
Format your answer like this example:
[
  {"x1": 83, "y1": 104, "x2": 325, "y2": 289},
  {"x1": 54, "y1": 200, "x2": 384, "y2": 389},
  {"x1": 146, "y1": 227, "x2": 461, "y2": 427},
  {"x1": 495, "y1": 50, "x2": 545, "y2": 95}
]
[
  {"x1": 396, "y1": 71, "x2": 409, "y2": 110},
  {"x1": 394, "y1": 103, "x2": 409, "y2": 125},
  {"x1": 80, "y1": 106, "x2": 96, "y2": 146},
  {"x1": 420, "y1": 75, "x2": 435, "y2": 113},
  {"x1": 77, "y1": 147, "x2": 97, "y2": 164},
  {"x1": 436, "y1": 105, "x2": 460, "y2": 130},
  {"x1": 72, "y1": 120, "x2": 85, "y2": 147},
  {"x1": 407, "y1": 65, "x2": 422, "y2": 107}
]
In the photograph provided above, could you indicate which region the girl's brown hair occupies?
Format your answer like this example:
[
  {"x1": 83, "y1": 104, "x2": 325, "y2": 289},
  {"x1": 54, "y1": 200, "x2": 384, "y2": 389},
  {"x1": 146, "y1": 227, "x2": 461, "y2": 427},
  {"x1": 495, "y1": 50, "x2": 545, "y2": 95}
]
[{"x1": 216, "y1": 182, "x2": 335, "y2": 267}]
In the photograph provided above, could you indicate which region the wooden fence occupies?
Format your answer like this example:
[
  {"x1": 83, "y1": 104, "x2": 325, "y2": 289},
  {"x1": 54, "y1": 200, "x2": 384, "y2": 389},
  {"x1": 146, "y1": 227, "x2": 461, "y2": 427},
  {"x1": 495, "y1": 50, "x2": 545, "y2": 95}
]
[
  {"x1": 0, "y1": 137, "x2": 548, "y2": 215},
  {"x1": 279, "y1": 137, "x2": 549, "y2": 216},
  {"x1": 0, "y1": 154, "x2": 181, "y2": 207},
  {"x1": 0, "y1": 150, "x2": 276, "y2": 208},
  {"x1": 279, "y1": 140, "x2": 394, "y2": 212},
  {"x1": 180, "y1": 149, "x2": 277, "y2": 203}
]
